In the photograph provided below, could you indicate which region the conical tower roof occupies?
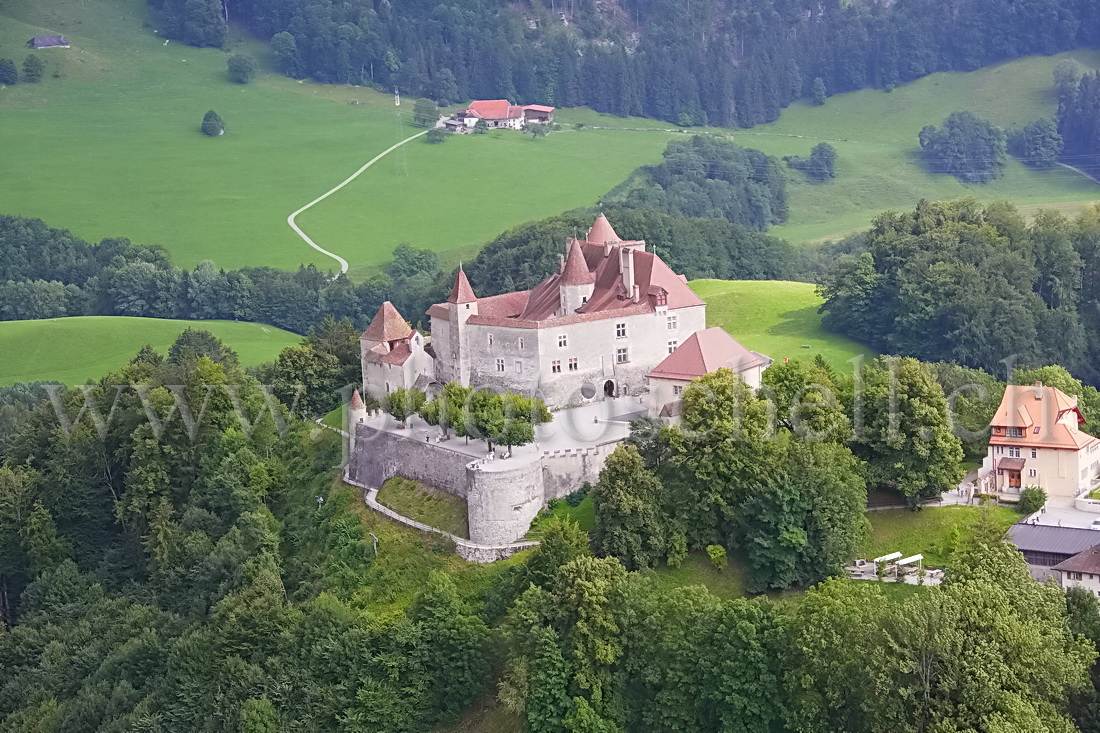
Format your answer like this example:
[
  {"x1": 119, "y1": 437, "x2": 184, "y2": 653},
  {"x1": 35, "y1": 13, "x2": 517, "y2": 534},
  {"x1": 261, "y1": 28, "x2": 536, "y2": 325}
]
[
  {"x1": 351, "y1": 389, "x2": 365, "y2": 410},
  {"x1": 362, "y1": 301, "x2": 413, "y2": 342},
  {"x1": 448, "y1": 266, "x2": 477, "y2": 304},
  {"x1": 586, "y1": 213, "x2": 621, "y2": 245},
  {"x1": 560, "y1": 238, "x2": 595, "y2": 285}
]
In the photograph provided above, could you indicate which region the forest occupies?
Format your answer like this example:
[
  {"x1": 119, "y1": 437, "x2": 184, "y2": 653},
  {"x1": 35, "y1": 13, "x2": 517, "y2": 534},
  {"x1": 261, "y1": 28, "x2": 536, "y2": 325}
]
[
  {"x1": 150, "y1": 0, "x2": 1100, "y2": 127},
  {"x1": 817, "y1": 198, "x2": 1100, "y2": 383},
  {"x1": 4, "y1": 338, "x2": 1100, "y2": 729},
  {"x1": 0, "y1": 203, "x2": 792, "y2": 336}
]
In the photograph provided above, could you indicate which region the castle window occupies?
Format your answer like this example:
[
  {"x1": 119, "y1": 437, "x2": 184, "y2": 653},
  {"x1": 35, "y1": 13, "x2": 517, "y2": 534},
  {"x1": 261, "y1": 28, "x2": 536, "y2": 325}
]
[
  {"x1": 515, "y1": 360, "x2": 522, "y2": 373},
  {"x1": 656, "y1": 290, "x2": 667, "y2": 306},
  {"x1": 552, "y1": 360, "x2": 561, "y2": 374},
  {"x1": 616, "y1": 348, "x2": 629, "y2": 364},
  {"x1": 569, "y1": 358, "x2": 578, "y2": 371},
  {"x1": 674, "y1": 385, "x2": 684, "y2": 396},
  {"x1": 558, "y1": 334, "x2": 568, "y2": 348},
  {"x1": 667, "y1": 315, "x2": 678, "y2": 330},
  {"x1": 518, "y1": 337, "x2": 524, "y2": 349},
  {"x1": 667, "y1": 340, "x2": 678, "y2": 354},
  {"x1": 488, "y1": 334, "x2": 493, "y2": 347},
  {"x1": 1007, "y1": 427, "x2": 1023, "y2": 437},
  {"x1": 615, "y1": 323, "x2": 626, "y2": 338},
  {"x1": 496, "y1": 358, "x2": 505, "y2": 372},
  {"x1": 582, "y1": 297, "x2": 588, "y2": 303}
]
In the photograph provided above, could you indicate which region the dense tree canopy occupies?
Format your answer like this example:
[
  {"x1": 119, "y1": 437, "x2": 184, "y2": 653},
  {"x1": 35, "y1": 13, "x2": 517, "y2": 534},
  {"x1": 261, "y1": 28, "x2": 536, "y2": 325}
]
[
  {"x1": 919, "y1": 111, "x2": 1007, "y2": 183},
  {"x1": 818, "y1": 199, "x2": 1100, "y2": 383},
  {"x1": 151, "y1": 0, "x2": 1100, "y2": 128}
]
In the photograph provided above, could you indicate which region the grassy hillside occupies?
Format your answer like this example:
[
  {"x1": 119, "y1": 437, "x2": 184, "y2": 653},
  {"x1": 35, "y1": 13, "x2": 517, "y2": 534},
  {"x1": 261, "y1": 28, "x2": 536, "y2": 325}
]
[
  {"x1": 0, "y1": 0, "x2": 673, "y2": 278},
  {"x1": 0, "y1": 317, "x2": 299, "y2": 385},
  {"x1": 689, "y1": 279, "x2": 876, "y2": 371},
  {"x1": 737, "y1": 51, "x2": 1100, "y2": 243},
  {"x1": 594, "y1": 52, "x2": 1100, "y2": 244}
]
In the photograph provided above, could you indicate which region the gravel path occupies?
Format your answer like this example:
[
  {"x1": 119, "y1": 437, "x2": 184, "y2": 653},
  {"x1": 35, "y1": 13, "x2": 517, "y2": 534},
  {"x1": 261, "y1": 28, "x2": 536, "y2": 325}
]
[{"x1": 287, "y1": 128, "x2": 430, "y2": 276}]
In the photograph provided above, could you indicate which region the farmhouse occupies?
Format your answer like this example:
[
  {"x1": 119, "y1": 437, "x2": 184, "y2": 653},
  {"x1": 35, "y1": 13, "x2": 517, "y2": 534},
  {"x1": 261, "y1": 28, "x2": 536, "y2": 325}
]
[
  {"x1": 976, "y1": 383, "x2": 1100, "y2": 502},
  {"x1": 1052, "y1": 544, "x2": 1100, "y2": 595},
  {"x1": 27, "y1": 35, "x2": 69, "y2": 49},
  {"x1": 450, "y1": 99, "x2": 555, "y2": 130}
]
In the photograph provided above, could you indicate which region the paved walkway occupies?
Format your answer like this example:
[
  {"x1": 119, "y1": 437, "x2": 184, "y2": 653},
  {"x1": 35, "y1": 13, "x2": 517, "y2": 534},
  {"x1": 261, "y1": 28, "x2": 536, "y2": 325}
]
[
  {"x1": 287, "y1": 128, "x2": 430, "y2": 276},
  {"x1": 354, "y1": 395, "x2": 645, "y2": 473}
]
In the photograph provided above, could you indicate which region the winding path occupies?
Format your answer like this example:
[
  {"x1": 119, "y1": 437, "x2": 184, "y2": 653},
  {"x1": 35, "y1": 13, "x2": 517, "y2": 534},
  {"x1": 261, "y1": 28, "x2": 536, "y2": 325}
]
[{"x1": 287, "y1": 128, "x2": 430, "y2": 276}]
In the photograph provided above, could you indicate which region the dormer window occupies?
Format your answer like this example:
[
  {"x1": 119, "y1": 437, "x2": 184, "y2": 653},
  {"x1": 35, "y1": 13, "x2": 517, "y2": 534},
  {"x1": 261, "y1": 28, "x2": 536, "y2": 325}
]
[
  {"x1": 1007, "y1": 427, "x2": 1023, "y2": 438},
  {"x1": 656, "y1": 289, "x2": 668, "y2": 306}
]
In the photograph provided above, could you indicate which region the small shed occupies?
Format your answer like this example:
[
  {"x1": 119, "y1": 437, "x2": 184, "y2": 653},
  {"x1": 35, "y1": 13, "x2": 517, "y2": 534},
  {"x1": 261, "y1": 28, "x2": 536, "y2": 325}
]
[{"x1": 27, "y1": 35, "x2": 70, "y2": 49}]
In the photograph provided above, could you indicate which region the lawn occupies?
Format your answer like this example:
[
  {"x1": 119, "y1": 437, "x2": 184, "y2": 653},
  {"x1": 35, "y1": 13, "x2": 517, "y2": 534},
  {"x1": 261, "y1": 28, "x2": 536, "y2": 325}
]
[
  {"x1": 376, "y1": 476, "x2": 470, "y2": 539},
  {"x1": 0, "y1": 0, "x2": 672, "y2": 278},
  {"x1": 689, "y1": 279, "x2": 876, "y2": 373},
  {"x1": 734, "y1": 51, "x2": 1100, "y2": 244},
  {"x1": 862, "y1": 505, "x2": 1020, "y2": 568},
  {"x1": 526, "y1": 495, "x2": 596, "y2": 538},
  {"x1": 0, "y1": 316, "x2": 299, "y2": 385},
  {"x1": 646, "y1": 549, "x2": 749, "y2": 600}
]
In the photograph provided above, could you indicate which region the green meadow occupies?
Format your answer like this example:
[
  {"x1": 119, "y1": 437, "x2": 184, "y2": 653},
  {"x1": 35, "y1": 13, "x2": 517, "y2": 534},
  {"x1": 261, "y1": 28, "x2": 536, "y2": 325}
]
[
  {"x1": 0, "y1": 0, "x2": 672, "y2": 278},
  {"x1": 0, "y1": 316, "x2": 299, "y2": 385},
  {"x1": 689, "y1": 279, "x2": 876, "y2": 372}
]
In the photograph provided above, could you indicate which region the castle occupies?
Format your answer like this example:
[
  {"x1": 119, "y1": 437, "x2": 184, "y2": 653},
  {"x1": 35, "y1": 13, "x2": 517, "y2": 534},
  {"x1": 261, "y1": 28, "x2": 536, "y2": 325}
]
[
  {"x1": 350, "y1": 214, "x2": 771, "y2": 551},
  {"x1": 360, "y1": 214, "x2": 767, "y2": 413}
]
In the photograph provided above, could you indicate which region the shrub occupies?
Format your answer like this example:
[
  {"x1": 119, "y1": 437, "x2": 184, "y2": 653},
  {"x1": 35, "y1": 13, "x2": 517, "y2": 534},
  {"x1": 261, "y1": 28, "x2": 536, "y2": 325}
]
[
  {"x1": 1017, "y1": 486, "x2": 1047, "y2": 515},
  {"x1": 22, "y1": 55, "x2": 45, "y2": 83},
  {"x1": 706, "y1": 544, "x2": 727, "y2": 571},
  {"x1": 565, "y1": 483, "x2": 590, "y2": 507},
  {"x1": 227, "y1": 53, "x2": 257, "y2": 84},
  {"x1": 201, "y1": 110, "x2": 225, "y2": 137},
  {"x1": 426, "y1": 128, "x2": 448, "y2": 144},
  {"x1": 0, "y1": 59, "x2": 17, "y2": 86}
]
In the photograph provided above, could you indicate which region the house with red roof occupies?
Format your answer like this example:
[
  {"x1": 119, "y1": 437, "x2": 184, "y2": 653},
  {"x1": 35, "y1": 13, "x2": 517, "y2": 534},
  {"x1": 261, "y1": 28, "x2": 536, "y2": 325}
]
[
  {"x1": 450, "y1": 99, "x2": 555, "y2": 131},
  {"x1": 645, "y1": 327, "x2": 771, "y2": 418},
  {"x1": 978, "y1": 382, "x2": 1100, "y2": 501},
  {"x1": 360, "y1": 302, "x2": 430, "y2": 400}
]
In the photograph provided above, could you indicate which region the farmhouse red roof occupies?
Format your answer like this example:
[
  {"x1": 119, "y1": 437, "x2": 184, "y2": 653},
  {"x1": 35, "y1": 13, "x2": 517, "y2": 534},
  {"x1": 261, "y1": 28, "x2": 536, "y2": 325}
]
[
  {"x1": 522, "y1": 104, "x2": 555, "y2": 113},
  {"x1": 362, "y1": 301, "x2": 413, "y2": 342},
  {"x1": 647, "y1": 327, "x2": 769, "y2": 381},
  {"x1": 466, "y1": 99, "x2": 523, "y2": 119}
]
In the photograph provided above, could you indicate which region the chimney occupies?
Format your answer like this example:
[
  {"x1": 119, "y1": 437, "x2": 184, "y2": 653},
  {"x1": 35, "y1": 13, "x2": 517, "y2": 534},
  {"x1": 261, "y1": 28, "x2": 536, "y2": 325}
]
[
  {"x1": 1035, "y1": 381, "x2": 1044, "y2": 399},
  {"x1": 558, "y1": 253, "x2": 565, "y2": 273},
  {"x1": 632, "y1": 284, "x2": 640, "y2": 303}
]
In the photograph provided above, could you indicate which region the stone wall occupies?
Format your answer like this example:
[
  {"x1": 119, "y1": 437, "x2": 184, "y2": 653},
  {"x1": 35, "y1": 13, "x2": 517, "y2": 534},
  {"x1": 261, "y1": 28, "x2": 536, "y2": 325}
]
[{"x1": 351, "y1": 424, "x2": 618, "y2": 545}]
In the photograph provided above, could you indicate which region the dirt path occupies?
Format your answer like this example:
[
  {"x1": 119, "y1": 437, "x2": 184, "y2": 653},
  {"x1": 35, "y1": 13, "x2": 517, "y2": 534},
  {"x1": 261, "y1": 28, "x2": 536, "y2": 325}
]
[{"x1": 287, "y1": 128, "x2": 430, "y2": 276}]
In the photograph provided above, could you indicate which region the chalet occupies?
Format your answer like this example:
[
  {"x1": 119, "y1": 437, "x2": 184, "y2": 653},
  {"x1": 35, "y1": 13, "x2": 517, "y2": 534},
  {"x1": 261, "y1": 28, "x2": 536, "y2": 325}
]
[
  {"x1": 451, "y1": 100, "x2": 555, "y2": 131},
  {"x1": 645, "y1": 327, "x2": 771, "y2": 419},
  {"x1": 27, "y1": 35, "x2": 69, "y2": 49},
  {"x1": 978, "y1": 382, "x2": 1100, "y2": 501}
]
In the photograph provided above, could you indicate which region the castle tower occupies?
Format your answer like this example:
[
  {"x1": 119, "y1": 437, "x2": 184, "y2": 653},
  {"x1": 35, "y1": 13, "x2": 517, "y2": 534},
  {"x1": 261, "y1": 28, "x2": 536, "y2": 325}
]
[
  {"x1": 360, "y1": 301, "x2": 424, "y2": 400},
  {"x1": 559, "y1": 238, "x2": 595, "y2": 314},
  {"x1": 349, "y1": 388, "x2": 368, "y2": 427},
  {"x1": 447, "y1": 266, "x2": 478, "y2": 385}
]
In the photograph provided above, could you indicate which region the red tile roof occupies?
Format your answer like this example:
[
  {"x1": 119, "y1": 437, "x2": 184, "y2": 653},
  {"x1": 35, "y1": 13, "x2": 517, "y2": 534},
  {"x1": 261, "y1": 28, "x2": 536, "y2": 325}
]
[
  {"x1": 560, "y1": 239, "x2": 595, "y2": 286},
  {"x1": 989, "y1": 383, "x2": 1099, "y2": 451},
  {"x1": 427, "y1": 215, "x2": 704, "y2": 327},
  {"x1": 351, "y1": 389, "x2": 365, "y2": 409},
  {"x1": 465, "y1": 99, "x2": 523, "y2": 120},
  {"x1": 646, "y1": 327, "x2": 769, "y2": 381},
  {"x1": 449, "y1": 267, "x2": 477, "y2": 304},
  {"x1": 362, "y1": 302, "x2": 413, "y2": 342},
  {"x1": 522, "y1": 104, "x2": 555, "y2": 113},
  {"x1": 587, "y1": 213, "x2": 620, "y2": 245}
]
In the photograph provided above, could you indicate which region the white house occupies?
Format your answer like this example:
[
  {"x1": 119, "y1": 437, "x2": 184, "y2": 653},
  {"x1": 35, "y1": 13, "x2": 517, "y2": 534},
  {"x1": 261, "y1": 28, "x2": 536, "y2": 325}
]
[
  {"x1": 452, "y1": 100, "x2": 556, "y2": 131},
  {"x1": 978, "y1": 382, "x2": 1100, "y2": 501},
  {"x1": 645, "y1": 327, "x2": 771, "y2": 419},
  {"x1": 1052, "y1": 544, "x2": 1100, "y2": 596}
]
